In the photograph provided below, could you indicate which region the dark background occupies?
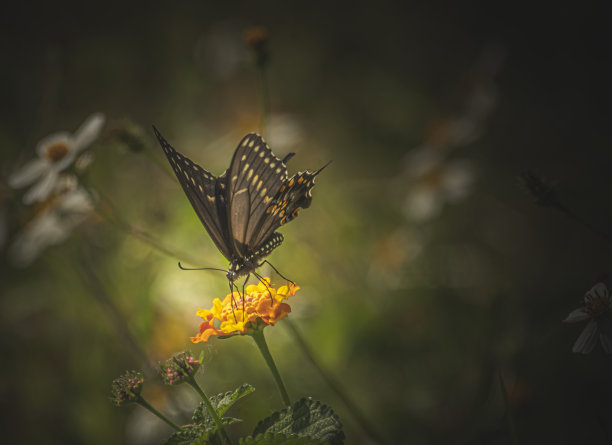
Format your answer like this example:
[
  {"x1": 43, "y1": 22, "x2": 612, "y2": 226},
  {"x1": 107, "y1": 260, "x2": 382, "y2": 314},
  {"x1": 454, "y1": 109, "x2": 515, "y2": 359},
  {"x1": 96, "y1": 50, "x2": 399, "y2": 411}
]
[{"x1": 2, "y1": 1, "x2": 612, "y2": 444}]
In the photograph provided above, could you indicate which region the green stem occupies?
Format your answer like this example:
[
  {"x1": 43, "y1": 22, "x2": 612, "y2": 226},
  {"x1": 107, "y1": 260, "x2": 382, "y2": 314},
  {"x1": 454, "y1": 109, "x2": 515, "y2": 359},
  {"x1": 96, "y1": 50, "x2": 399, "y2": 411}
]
[
  {"x1": 498, "y1": 371, "x2": 519, "y2": 445},
  {"x1": 188, "y1": 379, "x2": 232, "y2": 445},
  {"x1": 137, "y1": 397, "x2": 181, "y2": 431},
  {"x1": 259, "y1": 64, "x2": 270, "y2": 138},
  {"x1": 284, "y1": 320, "x2": 386, "y2": 444},
  {"x1": 250, "y1": 328, "x2": 290, "y2": 406}
]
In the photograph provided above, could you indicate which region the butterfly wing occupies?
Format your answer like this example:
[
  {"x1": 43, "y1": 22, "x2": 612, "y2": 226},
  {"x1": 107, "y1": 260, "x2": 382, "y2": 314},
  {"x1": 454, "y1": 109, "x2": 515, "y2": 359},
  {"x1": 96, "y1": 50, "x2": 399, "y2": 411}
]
[
  {"x1": 153, "y1": 126, "x2": 233, "y2": 260},
  {"x1": 226, "y1": 133, "x2": 289, "y2": 257},
  {"x1": 251, "y1": 168, "x2": 325, "y2": 248}
]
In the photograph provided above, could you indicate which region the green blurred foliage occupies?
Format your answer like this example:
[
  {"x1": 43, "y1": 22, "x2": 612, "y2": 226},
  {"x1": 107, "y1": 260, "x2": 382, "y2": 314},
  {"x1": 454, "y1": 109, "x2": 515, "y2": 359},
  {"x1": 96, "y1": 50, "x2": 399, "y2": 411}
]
[{"x1": 2, "y1": 1, "x2": 612, "y2": 444}]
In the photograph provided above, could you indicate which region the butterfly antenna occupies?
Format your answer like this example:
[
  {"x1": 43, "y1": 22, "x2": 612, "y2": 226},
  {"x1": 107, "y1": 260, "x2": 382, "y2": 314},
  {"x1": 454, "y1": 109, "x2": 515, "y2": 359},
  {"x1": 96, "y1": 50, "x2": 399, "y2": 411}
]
[{"x1": 177, "y1": 262, "x2": 228, "y2": 273}]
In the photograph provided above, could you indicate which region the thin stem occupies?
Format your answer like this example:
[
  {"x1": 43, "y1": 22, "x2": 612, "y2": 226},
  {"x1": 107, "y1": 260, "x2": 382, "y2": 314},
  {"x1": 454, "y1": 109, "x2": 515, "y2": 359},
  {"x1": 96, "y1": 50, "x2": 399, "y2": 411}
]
[
  {"x1": 94, "y1": 192, "x2": 201, "y2": 266},
  {"x1": 284, "y1": 320, "x2": 386, "y2": 444},
  {"x1": 259, "y1": 64, "x2": 270, "y2": 138},
  {"x1": 498, "y1": 370, "x2": 519, "y2": 445},
  {"x1": 554, "y1": 202, "x2": 612, "y2": 246},
  {"x1": 75, "y1": 258, "x2": 155, "y2": 374},
  {"x1": 137, "y1": 397, "x2": 181, "y2": 431},
  {"x1": 142, "y1": 148, "x2": 176, "y2": 180},
  {"x1": 188, "y1": 379, "x2": 232, "y2": 445},
  {"x1": 250, "y1": 329, "x2": 291, "y2": 406}
]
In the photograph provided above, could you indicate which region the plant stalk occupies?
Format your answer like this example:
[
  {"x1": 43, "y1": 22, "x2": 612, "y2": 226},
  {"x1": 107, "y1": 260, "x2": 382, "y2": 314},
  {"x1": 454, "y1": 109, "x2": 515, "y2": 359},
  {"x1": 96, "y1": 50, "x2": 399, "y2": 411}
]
[{"x1": 251, "y1": 329, "x2": 290, "y2": 406}]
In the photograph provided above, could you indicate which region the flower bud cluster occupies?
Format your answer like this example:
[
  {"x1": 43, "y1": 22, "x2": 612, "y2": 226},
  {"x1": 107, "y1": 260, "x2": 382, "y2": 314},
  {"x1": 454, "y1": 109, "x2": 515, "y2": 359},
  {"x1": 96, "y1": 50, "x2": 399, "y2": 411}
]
[
  {"x1": 161, "y1": 351, "x2": 202, "y2": 386},
  {"x1": 110, "y1": 370, "x2": 143, "y2": 406}
]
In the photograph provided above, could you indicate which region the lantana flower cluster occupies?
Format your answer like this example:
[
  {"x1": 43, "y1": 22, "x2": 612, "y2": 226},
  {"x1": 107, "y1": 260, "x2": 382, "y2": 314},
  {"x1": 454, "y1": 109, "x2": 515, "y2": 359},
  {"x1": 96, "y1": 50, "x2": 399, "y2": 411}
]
[
  {"x1": 110, "y1": 370, "x2": 144, "y2": 406},
  {"x1": 191, "y1": 278, "x2": 299, "y2": 343},
  {"x1": 160, "y1": 351, "x2": 203, "y2": 385}
]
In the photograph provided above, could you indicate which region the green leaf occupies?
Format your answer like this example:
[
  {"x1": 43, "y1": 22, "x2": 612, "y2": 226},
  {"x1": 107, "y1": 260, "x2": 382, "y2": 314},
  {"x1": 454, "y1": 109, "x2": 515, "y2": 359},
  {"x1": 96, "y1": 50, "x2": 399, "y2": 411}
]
[
  {"x1": 252, "y1": 398, "x2": 344, "y2": 445},
  {"x1": 193, "y1": 383, "x2": 255, "y2": 425},
  {"x1": 163, "y1": 424, "x2": 223, "y2": 445},
  {"x1": 239, "y1": 432, "x2": 327, "y2": 445}
]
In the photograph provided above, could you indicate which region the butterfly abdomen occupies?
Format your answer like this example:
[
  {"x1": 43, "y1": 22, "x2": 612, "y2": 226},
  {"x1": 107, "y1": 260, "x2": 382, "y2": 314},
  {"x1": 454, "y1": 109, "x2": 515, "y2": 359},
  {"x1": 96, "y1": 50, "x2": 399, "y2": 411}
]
[{"x1": 228, "y1": 232, "x2": 284, "y2": 280}]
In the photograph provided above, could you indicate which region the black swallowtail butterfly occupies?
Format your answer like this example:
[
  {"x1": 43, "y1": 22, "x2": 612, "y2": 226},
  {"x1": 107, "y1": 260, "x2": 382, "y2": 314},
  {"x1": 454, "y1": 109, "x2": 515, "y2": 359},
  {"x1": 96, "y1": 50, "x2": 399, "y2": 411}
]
[{"x1": 153, "y1": 126, "x2": 327, "y2": 283}]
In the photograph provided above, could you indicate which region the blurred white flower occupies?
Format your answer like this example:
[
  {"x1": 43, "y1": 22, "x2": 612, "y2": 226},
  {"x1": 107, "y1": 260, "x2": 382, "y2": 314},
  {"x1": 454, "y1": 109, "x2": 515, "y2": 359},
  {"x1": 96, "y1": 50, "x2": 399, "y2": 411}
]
[
  {"x1": 563, "y1": 282, "x2": 612, "y2": 354},
  {"x1": 9, "y1": 186, "x2": 95, "y2": 267},
  {"x1": 9, "y1": 113, "x2": 105, "y2": 204},
  {"x1": 267, "y1": 113, "x2": 304, "y2": 152},
  {"x1": 402, "y1": 148, "x2": 474, "y2": 222},
  {"x1": 401, "y1": 47, "x2": 503, "y2": 223}
]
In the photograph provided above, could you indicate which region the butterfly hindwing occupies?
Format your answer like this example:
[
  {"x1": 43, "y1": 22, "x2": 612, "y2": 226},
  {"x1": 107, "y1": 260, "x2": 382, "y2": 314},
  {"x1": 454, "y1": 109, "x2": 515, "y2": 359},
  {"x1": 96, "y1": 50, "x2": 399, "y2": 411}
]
[
  {"x1": 153, "y1": 126, "x2": 233, "y2": 260},
  {"x1": 252, "y1": 170, "x2": 321, "y2": 247},
  {"x1": 226, "y1": 133, "x2": 289, "y2": 256}
]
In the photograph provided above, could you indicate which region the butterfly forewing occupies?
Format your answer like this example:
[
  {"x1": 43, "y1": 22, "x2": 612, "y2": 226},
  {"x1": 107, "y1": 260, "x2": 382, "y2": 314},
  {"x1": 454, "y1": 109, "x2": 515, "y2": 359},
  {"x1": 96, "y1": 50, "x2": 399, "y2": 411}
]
[
  {"x1": 227, "y1": 133, "x2": 288, "y2": 256},
  {"x1": 154, "y1": 127, "x2": 233, "y2": 260}
]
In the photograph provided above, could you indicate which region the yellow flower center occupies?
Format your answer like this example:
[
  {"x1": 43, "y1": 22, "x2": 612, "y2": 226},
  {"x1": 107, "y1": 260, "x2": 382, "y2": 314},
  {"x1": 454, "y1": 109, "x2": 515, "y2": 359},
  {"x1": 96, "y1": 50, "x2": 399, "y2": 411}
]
[
  {"x1": 45, "y1": 142, "x2": 70, "y2": 163},
  {"x1": 586, "y1": 295, "x2": 610, "y2": 318}
]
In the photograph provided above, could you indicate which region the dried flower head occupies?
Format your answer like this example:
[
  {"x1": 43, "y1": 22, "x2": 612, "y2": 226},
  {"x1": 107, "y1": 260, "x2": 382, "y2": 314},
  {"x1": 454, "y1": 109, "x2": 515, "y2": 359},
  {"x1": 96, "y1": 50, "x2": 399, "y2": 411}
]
[
  {"x1": 160, "y1": 351, "x2": 203, "y2": 385},
  {"x1": 518, "y1": 170, "x2": 559, "y2": 207},
  {"x1": 244, "y1": 26, "x2": 268, "y2": 50},
  {"x1": 244, "y1": 26, "x2": 269, "y2": 68},
  {"x1": 191, "y1": 278, "x2": 299, "y2": 343},
  {"x1": 110, "y1": 370, "x2": 144, "y2": 406}
]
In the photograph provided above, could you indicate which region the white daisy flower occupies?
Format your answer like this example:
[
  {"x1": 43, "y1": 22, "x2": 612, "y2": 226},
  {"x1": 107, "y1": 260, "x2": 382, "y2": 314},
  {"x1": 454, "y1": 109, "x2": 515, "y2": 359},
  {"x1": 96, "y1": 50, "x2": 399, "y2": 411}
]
[
  {"x1": 8, "y1": 113, "x2": 105, "y2": 204},
  {"x1": 563, "y1": 282, "x2": 612, "y2": 354},
  {"x1": 9, "y1": 186, "x2": 95, "y2": 267}
]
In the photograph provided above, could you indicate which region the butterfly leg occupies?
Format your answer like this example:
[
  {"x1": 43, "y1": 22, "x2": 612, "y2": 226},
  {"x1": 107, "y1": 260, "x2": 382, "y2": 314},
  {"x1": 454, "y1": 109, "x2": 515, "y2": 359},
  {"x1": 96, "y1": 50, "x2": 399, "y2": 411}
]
[
  {"x1": 240, "y1": 274, "x2": 250, "y2": 314},
  {"x1": 253, "y1": 270, "x2": 275, "y2": 303},
  {"x1": 262, "y1": 260, "x2": 296, "y2": 288},
  {"x1": 228, "y1": 280, "x2": 240, "y2": 323}
]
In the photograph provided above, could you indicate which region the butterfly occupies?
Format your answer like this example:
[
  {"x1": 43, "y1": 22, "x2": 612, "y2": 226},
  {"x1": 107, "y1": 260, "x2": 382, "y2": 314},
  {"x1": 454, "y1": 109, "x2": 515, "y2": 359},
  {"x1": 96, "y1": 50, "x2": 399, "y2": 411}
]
[{"x1": 153, "y1": 126, "x2": 327, "y2": 285}]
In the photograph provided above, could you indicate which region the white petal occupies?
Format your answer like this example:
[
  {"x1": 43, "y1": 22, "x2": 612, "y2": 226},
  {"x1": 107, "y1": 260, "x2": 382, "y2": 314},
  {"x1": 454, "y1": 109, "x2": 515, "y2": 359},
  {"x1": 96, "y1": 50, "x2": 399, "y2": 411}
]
[
  {"x1": 72, "y1": 113, "x2": 105, "y2": 153},
  {"x1": 572, "y1": 319, "x2": 599, "y2": 354},
  {"x1": 442, "y1": 161, "x2": 474, "y2": 201},
  {"x1": 8, "y1": 158, "x2": 49, "y2": 188},
  {"x1": 9, "y1": 212, "x2": 69, "y2": 267},
  {"x1": 563, "y1": 307, "x2": 590, "y2": 323},
  {"x1": 58, "y1": 188, "x2": 94, "y2": 213},
  {"x1": 600, "y1": 332, "x2": 612, "y2": 353},
  {"x1": 35, "y1": 132, "x2": 72, "y2": 157},
  {"x1": 584, "y1": 282, "x2": 609, "y2": 302},
  {"x1": 403, "y1": 188, "x2": 442, "y2": 222},
  {"x1": 22, "y1": 170, "x2": 59, "y2": 204}
]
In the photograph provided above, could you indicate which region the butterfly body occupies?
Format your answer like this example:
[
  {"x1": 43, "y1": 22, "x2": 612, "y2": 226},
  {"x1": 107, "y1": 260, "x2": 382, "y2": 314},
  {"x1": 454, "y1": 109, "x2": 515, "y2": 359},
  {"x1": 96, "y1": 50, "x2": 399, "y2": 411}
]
[{"x1": 153, "y1": 127, "x2": 326, "y2": 282}]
